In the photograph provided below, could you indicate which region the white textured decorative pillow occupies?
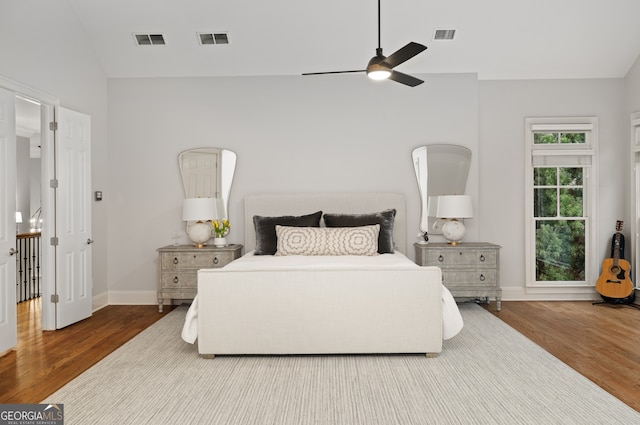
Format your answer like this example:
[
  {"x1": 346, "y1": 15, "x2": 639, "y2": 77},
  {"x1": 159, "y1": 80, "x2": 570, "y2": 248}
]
[{"x1": 275, "y1": 225, "x2": 380, "y2": 256}]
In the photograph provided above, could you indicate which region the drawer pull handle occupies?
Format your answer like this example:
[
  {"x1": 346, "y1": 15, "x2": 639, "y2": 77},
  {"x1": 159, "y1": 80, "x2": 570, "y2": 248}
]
[
  {"x1": 173, "y1": 276, "x2": 179, "y2": 284},
  {"x1": 480, "y1": 254, "x2": 485, "y2": 262},
  {"x1": 438, "y1": 255, "x2": 444, "y2": 262},
  {"x1": 213, "y1": 257, "x2": 219, "y2": 265},
  {"x1": 173, "y1": 257, "x2": 179, "y2": 265},
  {"x1": 479, "y1": 273, "x2": 486, "y2": 282}
]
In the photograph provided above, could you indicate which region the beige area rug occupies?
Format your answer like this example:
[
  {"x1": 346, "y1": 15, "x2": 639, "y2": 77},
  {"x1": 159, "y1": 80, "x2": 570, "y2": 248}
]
[{"x1": 44, "y1": 304, "x2": 639, "y2": 424}]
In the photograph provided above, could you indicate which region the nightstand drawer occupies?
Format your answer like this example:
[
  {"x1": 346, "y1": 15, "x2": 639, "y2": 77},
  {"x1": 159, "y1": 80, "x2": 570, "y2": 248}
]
[
  {"x1": 425, "y1": 249, "x2": 497, "y2": 267},
  {"x1": 161, "y1": 251, "x2": 234, "y2": 270},
  {"x1": 161, "y1": 272, "x2": 197, "y2": 289},
  {"x1": 442, "y1": 270, "x2": 498, "y2": 287}
]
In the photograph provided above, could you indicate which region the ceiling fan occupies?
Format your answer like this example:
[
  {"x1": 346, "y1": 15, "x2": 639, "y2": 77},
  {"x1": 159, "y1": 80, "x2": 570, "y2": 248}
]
[{"x1": 302, "y1": 0, "x2": 427, "y2": 87}]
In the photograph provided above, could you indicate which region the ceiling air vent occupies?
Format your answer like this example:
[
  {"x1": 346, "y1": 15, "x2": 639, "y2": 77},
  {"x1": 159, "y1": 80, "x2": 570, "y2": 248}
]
[
  {"x1": 133, "y1": 33, "x2": 166, "y2": 46},
  {"x1": 198, "y1": 32, "x2": 230, "y2": 45},
  {"x1": 433, "y1": 29, "x2": 456, "y2": 41}
]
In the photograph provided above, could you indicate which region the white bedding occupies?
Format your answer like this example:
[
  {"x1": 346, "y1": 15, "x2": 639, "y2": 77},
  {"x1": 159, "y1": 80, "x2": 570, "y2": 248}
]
[{"x1": 182, "y1": 251, "x2": 463, "y2": 344}]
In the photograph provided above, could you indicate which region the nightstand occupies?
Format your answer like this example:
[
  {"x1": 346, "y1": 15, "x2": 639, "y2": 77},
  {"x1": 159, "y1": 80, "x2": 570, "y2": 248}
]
[
  {"x1": 414, "y1": 242, "x2": 502, "y2": 311},
  {"x1": 157, "y1": 244, "x2": 242, "y2": 312}
]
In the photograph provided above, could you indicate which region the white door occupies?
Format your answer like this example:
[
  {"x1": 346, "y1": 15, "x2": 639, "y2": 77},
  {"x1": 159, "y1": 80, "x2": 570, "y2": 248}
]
[
  {"x1": 0, "y1": 87, "x2": 17, "y2": 353},
  {"x1": 54, "y1": 107, "x2": 92, "y2": 329}
]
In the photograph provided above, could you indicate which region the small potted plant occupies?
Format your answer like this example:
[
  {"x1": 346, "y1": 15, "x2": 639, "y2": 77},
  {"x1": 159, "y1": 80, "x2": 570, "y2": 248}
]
[{"x1": 211, "y1": 219, "x2": 230, "y2": 247}]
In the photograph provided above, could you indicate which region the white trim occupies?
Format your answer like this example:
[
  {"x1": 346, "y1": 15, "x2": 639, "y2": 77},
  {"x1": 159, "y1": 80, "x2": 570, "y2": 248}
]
[
  {"x1": 92, "y1": 291, "x2": 109, "y2": 311},
  {"x1": 530, "y1": 123, "x2": 594, "y2": 131},
  {"x1": 40, "y1": 105, "x2": 57, "y2": 330},
  {"x1": 501, "y1": 285, "x2": 600, "y2": 301},
  {"x1": 532, "y1": 149, "x2": 595, "y2": 156},
  {"x1": 0, "y1": 76, "x2": 58, "y2": 106},
  {"x1": 0, "y1": 76, "x2": 60, "y2": 330}
]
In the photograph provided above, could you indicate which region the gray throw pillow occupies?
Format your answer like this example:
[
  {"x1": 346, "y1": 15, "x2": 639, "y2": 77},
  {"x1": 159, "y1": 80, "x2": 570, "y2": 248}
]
[
  {"x1": 253, "y1": 211, "x2": 323, "y2": 255},
  {"x1": 323, "y1": 209, "x2": 396, "y2": 254}
]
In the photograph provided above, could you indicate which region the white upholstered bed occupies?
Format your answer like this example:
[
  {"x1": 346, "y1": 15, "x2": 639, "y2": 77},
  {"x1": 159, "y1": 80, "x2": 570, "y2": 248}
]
[{"x1": 182, "y1": 193, "x2": 462, "y2": 357}]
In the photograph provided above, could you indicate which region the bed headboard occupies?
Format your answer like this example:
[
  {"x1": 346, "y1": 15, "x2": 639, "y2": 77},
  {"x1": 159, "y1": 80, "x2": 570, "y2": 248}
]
[{"x1": 244, "y1": 193, "x2": 407, "y2": 254}]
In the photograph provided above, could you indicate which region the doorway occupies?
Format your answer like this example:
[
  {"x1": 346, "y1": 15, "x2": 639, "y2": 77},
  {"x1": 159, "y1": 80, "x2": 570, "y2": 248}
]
[{"x1": 1, "y1": 76, "x2": 93, "y2": 345}]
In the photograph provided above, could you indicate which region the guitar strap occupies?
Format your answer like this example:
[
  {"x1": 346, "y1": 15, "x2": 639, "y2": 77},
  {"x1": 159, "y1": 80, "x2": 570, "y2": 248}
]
[{"x1": 610, "y1": 233, "x2": 626, "y2": 259}]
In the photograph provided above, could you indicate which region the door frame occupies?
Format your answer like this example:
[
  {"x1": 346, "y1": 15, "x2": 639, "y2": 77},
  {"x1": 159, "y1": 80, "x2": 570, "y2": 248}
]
[{"x1": 0, "y1": 76, "x2": 59, "y2": 330}]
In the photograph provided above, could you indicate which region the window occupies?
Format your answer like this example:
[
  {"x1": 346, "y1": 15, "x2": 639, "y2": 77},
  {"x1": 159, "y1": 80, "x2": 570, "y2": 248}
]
[{"x1": 525, "y1": 118, "x2": 598, "y2": 288}]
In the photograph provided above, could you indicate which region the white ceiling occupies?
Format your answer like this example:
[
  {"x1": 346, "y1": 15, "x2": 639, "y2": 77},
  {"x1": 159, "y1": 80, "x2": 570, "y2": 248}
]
[{"x1": 66, "y1": 0, "x2": 640, "y2": 80}]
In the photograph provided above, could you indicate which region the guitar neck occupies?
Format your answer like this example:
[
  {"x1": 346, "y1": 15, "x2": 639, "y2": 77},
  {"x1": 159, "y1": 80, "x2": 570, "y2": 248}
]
[{"x1": 613, "y1": 233, "x2": 621, "y2": 265}]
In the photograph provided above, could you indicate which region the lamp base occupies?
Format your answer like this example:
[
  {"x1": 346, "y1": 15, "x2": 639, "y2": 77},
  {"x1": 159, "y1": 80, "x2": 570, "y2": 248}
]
[
  {"x1": 441, "y1": 219, "x2": 466, "y2": 245},
  {"x1": 187, "y1": 221, "x2": 212, "y2": 248}
]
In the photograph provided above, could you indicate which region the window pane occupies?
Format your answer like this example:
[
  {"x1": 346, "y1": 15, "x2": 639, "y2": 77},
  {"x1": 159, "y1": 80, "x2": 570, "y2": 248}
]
[
  {"x1": 534, "y1": 189, "x2": 557, "y2": 217},
  {"x1": 559, "y1": 167, "x2": 582, "y2": 185},
  {"x1": 560, "y1": 188, "x2": 583, "y2": 217},
  {"x1": 534, "y1": 133, "x2": 559, "y2": 144},
  {"x1": 560, "y1": 133, "x2": 585, "y2": 144},
  {"x1": 536, "y1": 220, "x2": 585, "y2": 281},
  {"x1": 534, "y1": 168, "x2": 556, "y2": 185}
]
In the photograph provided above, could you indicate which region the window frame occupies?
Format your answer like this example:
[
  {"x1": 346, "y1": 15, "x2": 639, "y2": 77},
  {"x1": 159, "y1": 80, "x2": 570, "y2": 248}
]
[{"x1": 524, "y1": 117, "x2": 599, "y2": 290}]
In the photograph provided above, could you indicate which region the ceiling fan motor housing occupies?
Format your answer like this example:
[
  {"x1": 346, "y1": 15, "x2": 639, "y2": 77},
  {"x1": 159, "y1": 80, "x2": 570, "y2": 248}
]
[{"x1": 366, "y1": 49, "x2": 391, "y2": 80}]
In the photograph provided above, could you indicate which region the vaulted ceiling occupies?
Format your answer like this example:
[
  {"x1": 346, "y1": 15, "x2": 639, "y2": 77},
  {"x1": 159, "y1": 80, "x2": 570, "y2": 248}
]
[{"x1": 67, "y1": 0, "x2": 640, "y2": 81}]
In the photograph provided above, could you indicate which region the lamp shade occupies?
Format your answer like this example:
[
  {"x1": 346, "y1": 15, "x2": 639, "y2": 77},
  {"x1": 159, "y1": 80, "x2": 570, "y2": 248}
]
[
  {"x1": 182, "y1": 198, "x2": 215, "y2": 221},
  {"x1": 435, "y1": 195, "x2": 473, "y2": 219}
]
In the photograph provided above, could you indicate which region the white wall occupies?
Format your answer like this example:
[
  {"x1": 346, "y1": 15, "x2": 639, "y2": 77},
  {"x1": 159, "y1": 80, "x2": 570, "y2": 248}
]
[
  {"x1": 0, "y1": 1, "x2": 109, "y2": 305},
  {"x1": 478, "y1": 78, "x2": 627, "y2": 300},
  {"x1": 626, "y1": 54, "x2": 640, "y2": 113},
  {"x1": 106, "y1": 74, "x2": 480, "y2": 301}
]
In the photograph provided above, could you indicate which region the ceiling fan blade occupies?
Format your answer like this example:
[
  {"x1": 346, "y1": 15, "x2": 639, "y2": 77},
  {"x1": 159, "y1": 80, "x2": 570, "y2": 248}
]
[
  {"x1": 302, "y1": 70, "x2": 365, "y2": 76},
  {"x1": 382, "y1": 42, "x2": 427, "y2": 69},
  {"x1": 388, "y1": 70, "x2": 424, "y2": 87}
]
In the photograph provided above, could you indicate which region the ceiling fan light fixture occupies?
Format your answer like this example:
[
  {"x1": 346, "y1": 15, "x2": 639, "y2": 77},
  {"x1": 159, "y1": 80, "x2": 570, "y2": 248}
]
[
  {"x1": 367, "y1": 69, "x2": 391, "y2": 80},
  {"x1": 366, "y1": 60, "x2": 391, "y2": 80}
]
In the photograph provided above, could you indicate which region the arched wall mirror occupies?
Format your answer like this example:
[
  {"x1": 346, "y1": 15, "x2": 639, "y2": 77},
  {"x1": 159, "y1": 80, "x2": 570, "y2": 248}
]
[
  {"x1": 178, "y1": 148, "x2": 237, "y2": 219},
  {"x1": 412, "y1": 144, "x2": 472, "y2": 238}
]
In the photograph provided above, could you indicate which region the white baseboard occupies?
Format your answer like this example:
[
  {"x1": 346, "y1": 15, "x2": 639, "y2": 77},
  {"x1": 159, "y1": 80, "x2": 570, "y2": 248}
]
[
  {"x1": 501, "y1": 285, "x2": 600, "y2": 301},
  {"x1": 92, "y1": 291, "x2": 109, "y2": 311}
]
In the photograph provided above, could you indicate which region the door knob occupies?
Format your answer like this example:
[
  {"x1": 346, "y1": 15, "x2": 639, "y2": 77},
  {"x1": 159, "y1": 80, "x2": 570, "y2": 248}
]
[
  {"x1": 9, "y1": 248, "x2": 18, "y2": 256},
  {"x1": 87, "y1": 238, "x2": 94, "y2": 245}
]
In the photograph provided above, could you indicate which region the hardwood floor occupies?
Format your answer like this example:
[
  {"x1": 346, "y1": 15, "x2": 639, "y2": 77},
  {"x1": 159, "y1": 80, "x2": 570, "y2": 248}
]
[
  {"x1": 0, "y1": 299, "x2": 173, "y2": 403},
  {"x1": 1, "y1": 299, "x2": 639, "y2": 414},
  {"x1": 483, "y1": 300, "x2": 640, "y2": 413}
]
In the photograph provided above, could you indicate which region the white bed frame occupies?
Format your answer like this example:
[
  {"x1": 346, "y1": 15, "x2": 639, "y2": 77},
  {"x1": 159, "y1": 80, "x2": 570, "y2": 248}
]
[{"x1": 197, "y1": 193, "x2": 443, "y2": 357}]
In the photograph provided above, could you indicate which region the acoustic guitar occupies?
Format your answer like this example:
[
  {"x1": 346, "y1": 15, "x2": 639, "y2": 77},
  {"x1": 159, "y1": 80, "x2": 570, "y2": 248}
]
[{"x1": 596, "y1": 221, "x2": 634, "y2": 300}]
